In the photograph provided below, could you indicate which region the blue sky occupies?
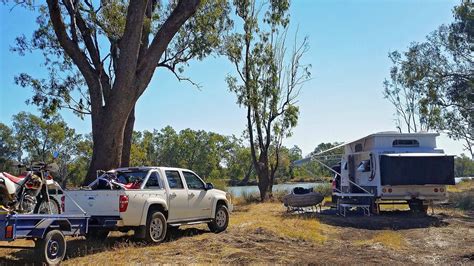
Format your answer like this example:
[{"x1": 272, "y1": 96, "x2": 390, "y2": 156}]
[{"x1": 0, "y1": 0, "x2": 467, "y2": 157}]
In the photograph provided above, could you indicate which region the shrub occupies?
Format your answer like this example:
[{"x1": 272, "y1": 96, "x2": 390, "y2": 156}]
[
  {"x1": 451, "y1": 191, "x2": 474, "y2": 211},
  {"x1": 239, "y1": 190, "x2": 260, "y2": 204},
  {"x1": 314, "y1": 183, "x2": 332, "y2": 197},
  {"x1": 273, "y1": 190, "x2": 288, "y2": 202}
]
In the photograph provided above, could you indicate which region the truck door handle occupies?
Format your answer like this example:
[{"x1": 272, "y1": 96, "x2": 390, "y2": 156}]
[
  {"x1": 188, "y1": 193, "x2": 195, "y2": 199},
  {"x1": 170, "y1": 193, "x2": 177, "y2": 199}
]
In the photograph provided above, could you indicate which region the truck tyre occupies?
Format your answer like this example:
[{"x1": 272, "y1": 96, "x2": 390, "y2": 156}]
[
  {"x1": 145, "y1": 211, "x2": 167, "y2": 243},
  {"x1": 36, "y1": 229, "x2": 66, "y2": 265},
  {"x1": 208, "y1": 204, "x2": 229, "y2": 233}
]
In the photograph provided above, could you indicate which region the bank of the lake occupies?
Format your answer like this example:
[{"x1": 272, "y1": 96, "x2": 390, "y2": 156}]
[{"x1": 226, "y1": 182, "x2": 325, "y2": 197}]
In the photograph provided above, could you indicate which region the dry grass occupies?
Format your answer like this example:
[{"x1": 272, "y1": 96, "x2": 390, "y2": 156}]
[
  {"x1": 1, "y1": 194, "x2": 473, "y2": 264},
  {"x1": 448, "y1": 179, "x2": 474, "y2": 193},
  {"x1": 379, "y1": 202, "x2": 410, "y2": 211},
  {"x1": 231, "y1": 203, "x2": 333, "y2": 244},
  {"x1": 354, "y1": 231, "x2": 406, "y2": 250}
]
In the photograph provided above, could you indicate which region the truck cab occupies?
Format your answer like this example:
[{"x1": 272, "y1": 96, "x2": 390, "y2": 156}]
[{"x1": 64, "y1": 167, "x2": 232, "y2": 242}]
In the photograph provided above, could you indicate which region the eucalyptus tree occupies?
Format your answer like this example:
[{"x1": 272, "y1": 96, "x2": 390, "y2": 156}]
[
  {"x1": 224, "y1": 0, "x2": 310, "y2": 200},
  {"x1": 9, "y1": 112, "x2": 85, "y2": 185},
  {"x1": 8, "y1": 0, "x2": 231, "y2": 184},
  {"x1": 383, "y1": 1, "x2": 473, "y2": 157}
]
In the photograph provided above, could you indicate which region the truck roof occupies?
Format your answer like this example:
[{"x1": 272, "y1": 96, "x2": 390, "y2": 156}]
[{"x1": 111, "y1": 166, "x2": 194, "y2": 172}]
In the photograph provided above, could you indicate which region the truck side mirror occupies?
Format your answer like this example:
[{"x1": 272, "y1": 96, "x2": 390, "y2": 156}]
[{"x1": 205, "y1": 183, "x2": 214, "y2": 190}]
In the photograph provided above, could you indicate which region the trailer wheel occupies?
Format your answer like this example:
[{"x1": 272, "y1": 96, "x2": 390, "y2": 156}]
[
  {"x1": 408, "y1": 199, "x2": 428, "y2": 214},
  {"x1": 37, "y1": 230, "x2": 66, "y2": 265},
  {"x1": 145, "y1": 211, "x2": 167, "y2": 243}
]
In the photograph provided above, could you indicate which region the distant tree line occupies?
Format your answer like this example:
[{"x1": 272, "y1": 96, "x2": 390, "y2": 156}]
[{"x1": 1, "y1": 112, "x2": 359, "y2": 188}]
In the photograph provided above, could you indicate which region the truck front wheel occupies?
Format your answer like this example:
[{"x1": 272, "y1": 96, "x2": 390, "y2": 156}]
[
  {"x1": 145, "y1": 211, "x2": 167, "y2": 243},
  {"x1": 208, "y1": 204, "x2": 229, "y2": 233}
]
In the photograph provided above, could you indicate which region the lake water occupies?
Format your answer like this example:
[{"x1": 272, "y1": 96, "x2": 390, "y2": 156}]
[
  {"x1": 226, "y1": 182, "x2": 325, "y2": 197},
  {"x1": 227, "y1": 177, "x2": 472, "y2": 196}
]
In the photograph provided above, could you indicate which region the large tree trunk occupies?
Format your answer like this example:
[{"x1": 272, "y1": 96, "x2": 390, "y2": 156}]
[
  {"x1": 256, "y1": 154, "x2": 271, "y2": 201},
  {"x1": 121, "y1": 106, "x2": 135, "y2": 167},
  {"x1": 83, "y1": 111, "x2": 128, "y2": 185},
  {"x1": 257, "y1": 170, "x2": 270, "y2": 201}
]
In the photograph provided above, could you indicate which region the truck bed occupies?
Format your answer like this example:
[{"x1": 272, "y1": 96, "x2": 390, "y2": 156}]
[{"x1": 63, "y1": 189, "x2": 123, "y2": 217}]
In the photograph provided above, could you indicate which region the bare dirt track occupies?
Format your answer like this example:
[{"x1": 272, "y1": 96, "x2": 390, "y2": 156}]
[{"x1": 0, "y1": 202, "x2": 472, "y2": 265}]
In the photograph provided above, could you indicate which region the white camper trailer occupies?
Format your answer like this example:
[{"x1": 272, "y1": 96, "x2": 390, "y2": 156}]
[{"x1": 296, "y1": 132, "x2": 455, "y2": 214}]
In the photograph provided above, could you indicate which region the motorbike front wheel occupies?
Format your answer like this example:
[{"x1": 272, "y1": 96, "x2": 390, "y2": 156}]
[{"x1": 34, "y1": 196, "x2": 61, "y2": 214}]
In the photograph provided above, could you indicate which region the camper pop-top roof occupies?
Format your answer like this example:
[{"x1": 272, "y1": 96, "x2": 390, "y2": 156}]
[{"x1": 344, "y1": 131, "x2": 440, "y2": 154}]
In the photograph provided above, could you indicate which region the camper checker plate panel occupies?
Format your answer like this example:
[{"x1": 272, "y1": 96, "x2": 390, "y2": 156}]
[{"x1": 380, "y1": 155, "x2": 455, "y2": 186}]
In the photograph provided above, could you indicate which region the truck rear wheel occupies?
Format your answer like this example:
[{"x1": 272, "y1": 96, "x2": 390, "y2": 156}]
[
  {"x1": 36, "y1": 230, "x2": 66, "y2": 265},
  {"x1": 145, "y1": 211, "x2": 167, "y2": 243},
  {"x1": 208, "y1": 204, "x2": 229, "y2": 233}
]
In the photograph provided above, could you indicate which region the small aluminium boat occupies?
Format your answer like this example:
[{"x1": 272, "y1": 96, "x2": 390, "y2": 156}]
[{"x1": 282, "y1": 187, "x2": 324, "y2": 208}]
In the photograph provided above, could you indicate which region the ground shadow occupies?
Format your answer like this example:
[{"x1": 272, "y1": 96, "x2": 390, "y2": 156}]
[
  {"x1": 0, "y1": 227, "x2": 210, "y2": 264},
  {"x1": 281, "y1": 208, "x2": 449, "y2": 230}
]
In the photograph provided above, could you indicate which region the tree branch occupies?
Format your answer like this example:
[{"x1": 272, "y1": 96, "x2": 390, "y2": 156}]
[
  {"x1": 46, "y1": 0, "x2": 102, "y2": 113},
  {"x1": 136, "y1": 0, "x2": 201, "y2": 96}
]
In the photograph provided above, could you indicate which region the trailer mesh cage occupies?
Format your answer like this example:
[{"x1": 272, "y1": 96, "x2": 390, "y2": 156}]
[{"x1": 380, "y1": 154, "x2": 455, "y2": 185}]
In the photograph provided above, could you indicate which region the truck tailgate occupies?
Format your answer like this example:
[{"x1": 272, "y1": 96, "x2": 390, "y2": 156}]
[{"x1": 63, "y1": 190, "x2": 122, "y2": 217}]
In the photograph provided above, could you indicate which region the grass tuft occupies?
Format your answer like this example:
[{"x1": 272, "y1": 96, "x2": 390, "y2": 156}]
[{"x1": 354, "y1": 231, "x2": 406, "y2": 250}]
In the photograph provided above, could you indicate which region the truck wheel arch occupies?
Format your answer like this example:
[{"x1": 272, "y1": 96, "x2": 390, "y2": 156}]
[
  {"x1": 212, "y1": 199, "x2": 228, "y2": 218},
  {"x1": 140, "y1": 202, "x2": 168, "y2": 226}
]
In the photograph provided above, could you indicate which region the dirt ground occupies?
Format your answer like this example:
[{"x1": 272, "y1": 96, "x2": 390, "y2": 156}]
[{"x1": 0, "y1": 201, "x2": 472, "y2": 265}]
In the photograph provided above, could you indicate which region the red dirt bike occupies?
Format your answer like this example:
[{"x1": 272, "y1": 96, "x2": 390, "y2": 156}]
[{"x1": 0, "y1": 162, "x2": 61, "y2": 214}]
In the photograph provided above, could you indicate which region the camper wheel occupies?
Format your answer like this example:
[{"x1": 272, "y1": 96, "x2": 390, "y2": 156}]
[{"x1": 408, "y1": 199, "x2": 428, "y2": 214}]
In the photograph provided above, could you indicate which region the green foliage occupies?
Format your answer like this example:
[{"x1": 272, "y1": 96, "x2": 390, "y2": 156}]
[
  {"x1": 128, "y1": 126, "x2": 254, "y2": 182},
  {"x1": 0, "y1": 123, "x2": 19, "y2": 172},
  {"x1": 383, "y1": 1, "x2": 473, "y2": 157},
  {"x1": 297, "y1": 142, "x2": 343, "y2": 179},
  {"x1": 450, "y1": 189, "x2": 474, "y2": 211},
  {"x1": 2, "y1": 112, "x2": 91, "y2": 187},
  {"x1": 455, "y1": 154, "x2": 474, "y2": 177},
  {"x1": 313, "y1": 183, "x2": 332, "y2": 197}
]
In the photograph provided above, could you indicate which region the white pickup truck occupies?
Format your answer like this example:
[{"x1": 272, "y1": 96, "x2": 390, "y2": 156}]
[{"x1": 63, "y1": 167, "x2": 232, "y2": 243}]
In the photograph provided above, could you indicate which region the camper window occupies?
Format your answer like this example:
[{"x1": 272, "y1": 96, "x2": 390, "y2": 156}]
[
  {"x1": 357, "y1": 160, "x2": 371, "y2": 172},
  {"x1": 392, "y1": 139, "x2": 419, "y2": 147}
]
